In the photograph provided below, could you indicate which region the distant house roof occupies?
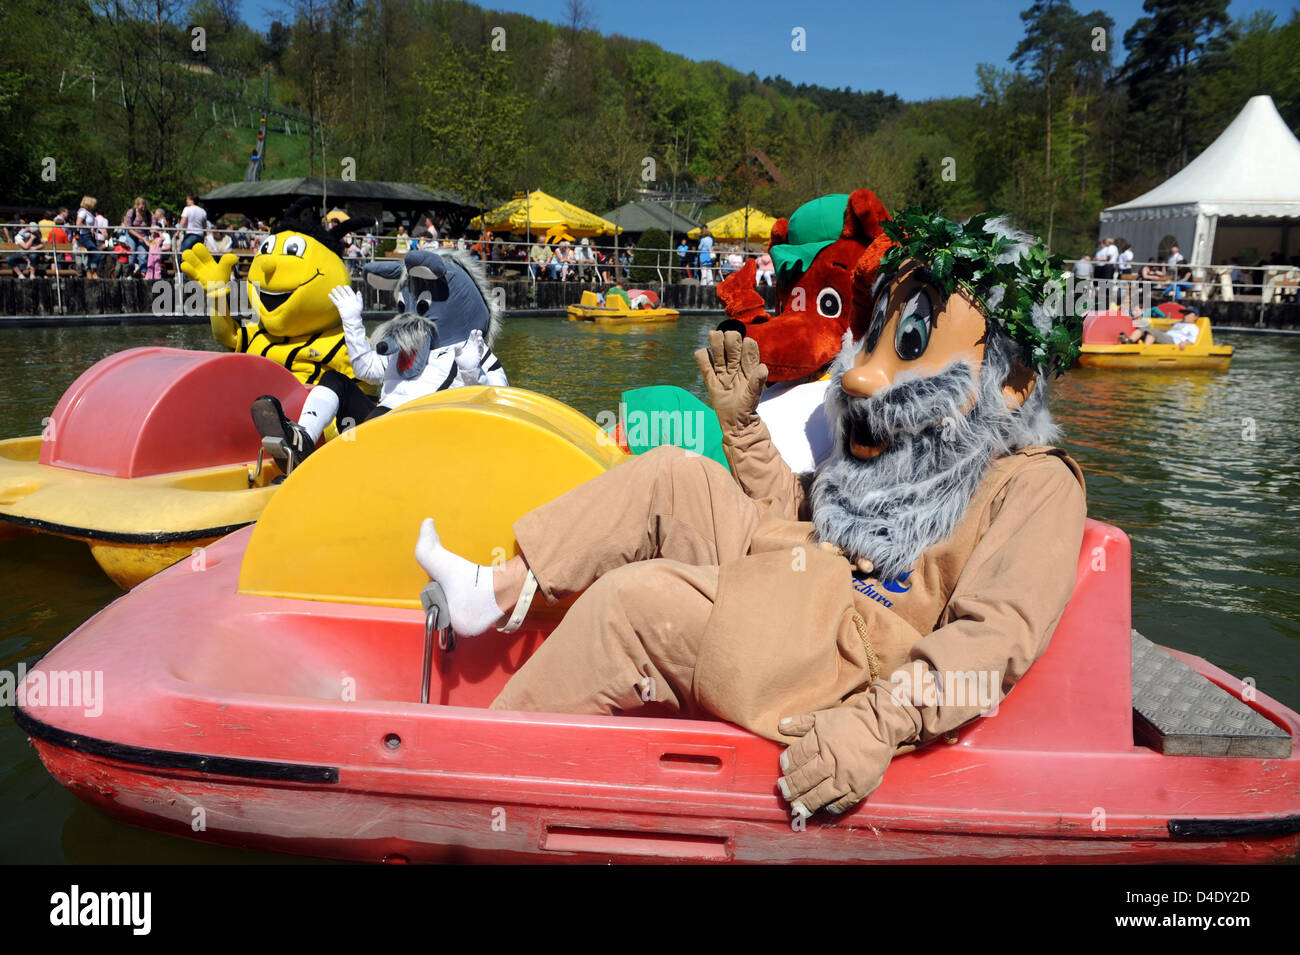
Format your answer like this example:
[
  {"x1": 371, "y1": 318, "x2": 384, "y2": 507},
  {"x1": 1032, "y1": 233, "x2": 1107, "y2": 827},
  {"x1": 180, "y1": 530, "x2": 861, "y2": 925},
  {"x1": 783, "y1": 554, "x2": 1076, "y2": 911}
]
[
  {"x1": 747, "y1": 150, "x2": 786, "y2": 187},
  {"x1": 200, "y1": 178, "x2": 479, "y2": 220},
  {"x1": 601, "y1": 201, "x2": 701, "y2": 235}
]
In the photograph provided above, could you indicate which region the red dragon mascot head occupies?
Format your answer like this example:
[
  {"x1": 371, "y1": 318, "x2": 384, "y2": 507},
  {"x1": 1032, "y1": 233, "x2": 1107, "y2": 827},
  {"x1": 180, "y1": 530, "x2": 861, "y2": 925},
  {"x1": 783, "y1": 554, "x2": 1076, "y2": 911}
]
[{"x1": 716, "y1": 189, "x2": 892, "y2": 383}]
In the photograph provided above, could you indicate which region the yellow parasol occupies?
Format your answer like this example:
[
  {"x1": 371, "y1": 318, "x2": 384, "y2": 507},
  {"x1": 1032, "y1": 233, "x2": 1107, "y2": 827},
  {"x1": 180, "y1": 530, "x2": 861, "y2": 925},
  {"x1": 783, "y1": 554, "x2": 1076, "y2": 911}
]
[
  {"x1": 471, "y1": 190, "x2": 622, "y2": 237},
  {"x1": 324, "y1": 207, "x2": 349, "y2": 224},
  {"x1": 688, "y1": 206, "x2": 778, "y2": 243}
]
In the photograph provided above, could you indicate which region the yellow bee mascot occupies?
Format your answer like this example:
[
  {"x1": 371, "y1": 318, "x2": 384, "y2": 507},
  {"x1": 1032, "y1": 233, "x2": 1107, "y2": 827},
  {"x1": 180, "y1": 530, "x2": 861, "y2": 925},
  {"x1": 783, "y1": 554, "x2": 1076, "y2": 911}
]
[{"x1": 180, "y1": 197, "x2": 375, "y2": 389}]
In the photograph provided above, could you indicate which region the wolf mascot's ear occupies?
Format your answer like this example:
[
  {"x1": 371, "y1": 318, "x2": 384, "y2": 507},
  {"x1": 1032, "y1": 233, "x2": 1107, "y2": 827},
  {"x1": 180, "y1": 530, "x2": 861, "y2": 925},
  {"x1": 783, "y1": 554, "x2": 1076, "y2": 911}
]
[{"x1": 363, "y1": 259, "x2": 404, "y2": 291}]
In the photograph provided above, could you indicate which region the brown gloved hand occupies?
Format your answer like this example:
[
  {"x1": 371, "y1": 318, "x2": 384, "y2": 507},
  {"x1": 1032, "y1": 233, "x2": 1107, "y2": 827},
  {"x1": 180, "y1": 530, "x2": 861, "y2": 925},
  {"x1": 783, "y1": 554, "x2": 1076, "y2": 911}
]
[
  {"x1": 694, "y1": 329, "x2": 768, "y2": 435},
  {"x1": 776, "y1": 701, "x2": 896, "y2": 817}
]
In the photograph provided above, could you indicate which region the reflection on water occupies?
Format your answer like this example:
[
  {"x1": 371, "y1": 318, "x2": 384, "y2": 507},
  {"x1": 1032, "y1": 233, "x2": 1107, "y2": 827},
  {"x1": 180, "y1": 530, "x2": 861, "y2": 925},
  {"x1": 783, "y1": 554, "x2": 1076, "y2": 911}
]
[
  {"x1": 1051, "y1": 341, "x2": 1300, "y2": 689},
  {"x1": 0, "y1": 318, "x2": 1296, "y2": 862}
]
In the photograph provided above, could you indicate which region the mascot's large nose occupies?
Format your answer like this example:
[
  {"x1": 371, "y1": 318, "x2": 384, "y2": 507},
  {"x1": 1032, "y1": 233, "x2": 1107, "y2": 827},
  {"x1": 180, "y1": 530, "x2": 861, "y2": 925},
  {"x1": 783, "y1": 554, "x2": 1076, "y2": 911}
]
[
  {"x1": 260, "y1": 259, "x2": 276, "y2": 282},
  {"x1": 841, "y1": 362, "x2": 893, "y2": 398},
  {"x1": 715, "y1": 318, "x2": 747, "y2": 337}
]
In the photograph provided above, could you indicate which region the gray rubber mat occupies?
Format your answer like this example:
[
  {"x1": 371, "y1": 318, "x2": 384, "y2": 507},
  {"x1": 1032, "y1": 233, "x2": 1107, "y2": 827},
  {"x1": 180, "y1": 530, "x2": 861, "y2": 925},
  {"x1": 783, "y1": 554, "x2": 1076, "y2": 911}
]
[{"x1": 1132, "y1": 630, "x2": 1292, "y2": 757}]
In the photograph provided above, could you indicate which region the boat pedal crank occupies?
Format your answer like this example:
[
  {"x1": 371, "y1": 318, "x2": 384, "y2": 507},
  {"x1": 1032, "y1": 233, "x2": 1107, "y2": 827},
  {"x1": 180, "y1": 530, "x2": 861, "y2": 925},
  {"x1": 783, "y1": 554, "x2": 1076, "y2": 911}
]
[{"x1": 420, "y1": 582, "x2": 453, "y2": 704}]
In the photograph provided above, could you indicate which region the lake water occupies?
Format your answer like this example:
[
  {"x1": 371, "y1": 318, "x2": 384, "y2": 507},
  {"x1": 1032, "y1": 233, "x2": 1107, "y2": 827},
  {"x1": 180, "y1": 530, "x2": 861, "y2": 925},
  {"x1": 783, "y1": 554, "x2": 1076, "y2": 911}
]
[{"x1": 1, "y1": 317, "x2": 1296, "y2": 862}]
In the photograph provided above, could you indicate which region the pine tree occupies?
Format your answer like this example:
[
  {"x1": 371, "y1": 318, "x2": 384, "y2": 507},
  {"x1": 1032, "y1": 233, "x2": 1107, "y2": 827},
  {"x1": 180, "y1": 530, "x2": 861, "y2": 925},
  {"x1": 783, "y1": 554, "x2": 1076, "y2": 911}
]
[{"x1": 1122, "y1": 0, "x2": 1235, "y2": 172}]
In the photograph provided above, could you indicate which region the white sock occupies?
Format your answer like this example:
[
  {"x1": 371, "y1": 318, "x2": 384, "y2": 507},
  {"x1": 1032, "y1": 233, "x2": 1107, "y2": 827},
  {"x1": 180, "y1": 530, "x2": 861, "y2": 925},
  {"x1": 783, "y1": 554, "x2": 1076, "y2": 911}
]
[
  {"x1": 414, "y1": 518, "x2": 503, "y2": 636},
  {"x1": 298, "y1": 386, "x2": 339, "y2": 443}
]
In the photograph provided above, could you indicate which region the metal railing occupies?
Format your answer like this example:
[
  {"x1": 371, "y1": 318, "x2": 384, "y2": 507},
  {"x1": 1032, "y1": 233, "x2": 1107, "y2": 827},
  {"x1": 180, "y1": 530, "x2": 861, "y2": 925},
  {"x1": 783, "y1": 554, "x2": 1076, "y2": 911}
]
[
  {"x1": 1, "y1": 224, "x2": 775, "y2": 284},
  {"x1": 1063, "y1": 260, "x2": 1300, "y2": 304},
  {"x1": 5, "y1": 219, "x2": 1295, "y2": 315}
]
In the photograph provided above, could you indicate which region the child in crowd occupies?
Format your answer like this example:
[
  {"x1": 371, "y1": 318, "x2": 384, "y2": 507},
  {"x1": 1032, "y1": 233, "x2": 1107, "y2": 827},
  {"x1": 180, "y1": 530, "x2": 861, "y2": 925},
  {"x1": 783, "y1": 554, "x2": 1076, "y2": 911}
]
[
  {"x1": 144, "y1": 228, "x2": 165, "y2": 280},
  {"x1": 111, "y1": 233, "x2": 133, "y2": 278}
]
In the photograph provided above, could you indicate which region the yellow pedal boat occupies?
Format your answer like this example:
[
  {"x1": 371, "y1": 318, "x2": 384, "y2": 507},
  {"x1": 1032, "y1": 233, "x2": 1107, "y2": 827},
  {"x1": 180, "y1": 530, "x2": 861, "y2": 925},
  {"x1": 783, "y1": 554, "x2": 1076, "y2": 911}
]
[
  {"x1": 566, "y1": 289, "x2": 679, "y2": 325},
  {"x1": 1077, "y1": 311, "x2": 1232, "y2": 370},
  {"x1": 0, "y1": 347, "x2": 306, "y2": 588}
]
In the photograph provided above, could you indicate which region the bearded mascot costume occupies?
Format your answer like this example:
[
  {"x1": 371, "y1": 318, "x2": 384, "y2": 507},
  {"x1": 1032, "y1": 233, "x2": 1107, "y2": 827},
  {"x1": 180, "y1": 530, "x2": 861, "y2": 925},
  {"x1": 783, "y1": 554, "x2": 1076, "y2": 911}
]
[{"x1": 412, "y1": 208, "x2": 1087, "y2": 818}]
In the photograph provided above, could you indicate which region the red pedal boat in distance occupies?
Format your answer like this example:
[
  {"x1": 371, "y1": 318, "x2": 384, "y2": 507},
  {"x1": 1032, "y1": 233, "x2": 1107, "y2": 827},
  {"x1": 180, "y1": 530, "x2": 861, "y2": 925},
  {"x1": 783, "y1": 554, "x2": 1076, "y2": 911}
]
[{"x1": 15, "y1": 387, "x2": 1300, "y2": 864}]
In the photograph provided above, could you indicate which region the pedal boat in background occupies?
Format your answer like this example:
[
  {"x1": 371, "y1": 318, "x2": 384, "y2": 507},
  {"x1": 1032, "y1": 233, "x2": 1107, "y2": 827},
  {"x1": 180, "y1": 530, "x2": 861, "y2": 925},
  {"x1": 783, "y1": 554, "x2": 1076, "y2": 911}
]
[
  {"x1": 14, "y1": 387, "x2": 1300, "y2": 863},
  {"x1": 566, "y1": 289, "x2": 679, "y2": 324},
  {"x1": 1077, "y1": 306, "x2": 1233, "y2": 370},
  {"x1": 0, "y1": 348, "x2": 305, "y2": 588}
]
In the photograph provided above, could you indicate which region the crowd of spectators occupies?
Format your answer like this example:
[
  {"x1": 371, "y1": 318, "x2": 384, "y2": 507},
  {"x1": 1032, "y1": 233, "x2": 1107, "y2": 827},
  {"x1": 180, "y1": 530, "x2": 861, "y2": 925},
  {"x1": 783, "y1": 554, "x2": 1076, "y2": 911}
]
[
  {"x1": 5, "y1": 200, "x2": 781, "y2": 292},
  {"x1": 1071, "y1": 237, "x2": 1300, "y2": 304},
  {"x1": 3, "y1": 194, "x2": 280, "y2": 281}
]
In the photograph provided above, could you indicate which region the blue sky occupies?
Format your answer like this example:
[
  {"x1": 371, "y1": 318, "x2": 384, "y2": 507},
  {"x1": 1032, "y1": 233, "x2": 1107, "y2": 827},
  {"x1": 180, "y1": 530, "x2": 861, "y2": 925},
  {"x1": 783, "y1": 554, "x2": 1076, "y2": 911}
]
[{"x1": 241, "y1": 0, "x2": 1298, "y2": 101}]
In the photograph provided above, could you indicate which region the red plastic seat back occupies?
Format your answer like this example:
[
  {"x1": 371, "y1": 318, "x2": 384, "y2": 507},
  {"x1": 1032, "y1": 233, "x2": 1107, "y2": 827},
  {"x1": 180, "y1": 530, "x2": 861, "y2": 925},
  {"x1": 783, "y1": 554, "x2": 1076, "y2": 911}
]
[
  {"x1": 1081, "y1": 310, "x2": 1135, "y2": 344},
  {"x1": 956, "y1": 519, "x2": 1133, "y2": 752},
  {"x1": 40, "y1": 348, "x2": 308, "y2": 478},
  {"x1": 1157, "y1": 301, "x2": 1195, "y2": 320}
]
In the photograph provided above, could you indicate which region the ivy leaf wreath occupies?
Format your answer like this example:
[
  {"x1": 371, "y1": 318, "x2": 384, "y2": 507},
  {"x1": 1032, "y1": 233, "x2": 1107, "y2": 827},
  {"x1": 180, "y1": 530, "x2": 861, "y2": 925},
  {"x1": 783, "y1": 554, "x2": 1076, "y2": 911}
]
[{"x1": 879, "y1": 207, "x2": 1083, "y2": 376}]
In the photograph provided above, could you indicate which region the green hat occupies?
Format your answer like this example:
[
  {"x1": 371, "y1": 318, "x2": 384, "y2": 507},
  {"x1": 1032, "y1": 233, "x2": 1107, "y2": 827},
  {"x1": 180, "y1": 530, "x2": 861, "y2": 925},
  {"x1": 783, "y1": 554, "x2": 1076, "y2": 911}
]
[{"x1": 770, "y1": 194, "x2": 848, "y2": 283}]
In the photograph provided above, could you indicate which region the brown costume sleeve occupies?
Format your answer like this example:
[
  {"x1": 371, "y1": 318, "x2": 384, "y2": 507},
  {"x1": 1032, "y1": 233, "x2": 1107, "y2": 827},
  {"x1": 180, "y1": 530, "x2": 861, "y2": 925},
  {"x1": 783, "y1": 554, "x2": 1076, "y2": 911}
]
[
  {"x1": 780, "y1": 456, "x2": 1086, "y2": 810},
  {"x1": 719, "y1": 417, "x2": 813, "y2": 521}
]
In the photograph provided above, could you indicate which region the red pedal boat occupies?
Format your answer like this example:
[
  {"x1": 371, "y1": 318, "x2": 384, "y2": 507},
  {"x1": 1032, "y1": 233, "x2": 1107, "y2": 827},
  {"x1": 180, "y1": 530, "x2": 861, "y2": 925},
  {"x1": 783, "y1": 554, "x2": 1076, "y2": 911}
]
[
  {"x1": 15, "y1": 387, "x2": 1300, "y2": 863},
  {"x1": 0, "y1": 347, "x2": 306, "y2": 587}
]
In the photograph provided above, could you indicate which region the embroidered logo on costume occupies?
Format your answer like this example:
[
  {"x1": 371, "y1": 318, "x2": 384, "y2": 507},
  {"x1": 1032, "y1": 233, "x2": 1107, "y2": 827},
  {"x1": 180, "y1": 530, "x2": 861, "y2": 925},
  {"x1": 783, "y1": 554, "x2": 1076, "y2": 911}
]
[
  {"x1": 306, "y1": 348, "x2": 322, "y2": 358},
  {"x1": 852, "y1": 569, "x2": 914, "y2": 609},
  {"x1": 881, "y1": 570, "x2": 913, "y2": 594}
]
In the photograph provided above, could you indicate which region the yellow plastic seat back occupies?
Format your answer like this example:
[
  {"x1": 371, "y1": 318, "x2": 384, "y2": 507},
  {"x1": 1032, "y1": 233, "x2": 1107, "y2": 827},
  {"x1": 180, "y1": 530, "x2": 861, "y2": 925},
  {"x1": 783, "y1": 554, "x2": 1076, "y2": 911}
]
[{"x1": 238, "y1": 387, "x2": 627, "y2": 609}]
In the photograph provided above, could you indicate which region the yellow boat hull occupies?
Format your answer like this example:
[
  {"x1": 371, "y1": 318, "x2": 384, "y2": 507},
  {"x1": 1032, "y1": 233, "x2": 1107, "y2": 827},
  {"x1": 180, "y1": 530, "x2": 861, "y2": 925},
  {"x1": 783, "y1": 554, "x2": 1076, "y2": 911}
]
[
  {"x1": 1077, "y1": 346, "x2": 1233, "y2": 370},
  {"x1": 1078, "y1": 316, "x2": 1232, "y2": 370},
  {"x1": 566, "y1": 305, "x2": 679, "y2": 324},
  {"x1": 0, "y1": 434, "x2": 278, "y2": 589}
]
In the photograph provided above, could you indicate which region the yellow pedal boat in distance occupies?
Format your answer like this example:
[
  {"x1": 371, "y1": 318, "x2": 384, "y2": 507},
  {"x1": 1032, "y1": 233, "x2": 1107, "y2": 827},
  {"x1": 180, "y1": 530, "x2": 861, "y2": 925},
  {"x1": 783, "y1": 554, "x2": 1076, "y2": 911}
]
[
  {"x1": 566, "y1": 288, "x2": 679, "y2": 325},
  {"x1": 0, "y1": 347, "x2": 307, "y2": 589},
  {"x1": 1077, "y1": 309, "x2": 1232, "y2": 370}
]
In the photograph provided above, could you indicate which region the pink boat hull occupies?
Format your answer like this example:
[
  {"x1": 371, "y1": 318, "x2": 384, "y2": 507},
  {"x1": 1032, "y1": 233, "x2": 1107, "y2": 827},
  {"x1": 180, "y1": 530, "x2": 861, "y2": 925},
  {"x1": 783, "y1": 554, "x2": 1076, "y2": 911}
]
[{"x1": 16, "y1": 521, "x2": 1300, "y2": 864}]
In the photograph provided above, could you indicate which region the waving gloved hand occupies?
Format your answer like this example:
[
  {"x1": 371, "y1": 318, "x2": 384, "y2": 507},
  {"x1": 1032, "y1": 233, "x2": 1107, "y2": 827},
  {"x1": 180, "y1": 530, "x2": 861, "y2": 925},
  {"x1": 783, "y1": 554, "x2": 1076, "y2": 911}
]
[
  {"x1": 328, "y1": 284, "x2": 364, "y2": 324},
  {"x1": 455, "y1": 329, "x2": 485, "y2": 370},
  {"x1": 455, "y1": 329, "x2": 486, "y2": 384},
  {"x1": 694, "y1": 329, "x2": 768, "y2": 435},
  {"x1": 776, "y1": 701, "x2": 897, "y2": 818},
  {"x1": 180, "y1": 243, "x2": 238, "y2": 296}
]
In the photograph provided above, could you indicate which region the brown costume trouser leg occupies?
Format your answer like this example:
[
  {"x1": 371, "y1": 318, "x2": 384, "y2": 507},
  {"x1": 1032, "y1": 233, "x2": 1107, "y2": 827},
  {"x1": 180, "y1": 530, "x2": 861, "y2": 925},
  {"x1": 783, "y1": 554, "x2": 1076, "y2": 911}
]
[
  {"x1": 490, "y1": 446, "x2": 762, "y2": 715},
  {"x1": 490, "y1": 559, "x2": 716, "y2": 715}
]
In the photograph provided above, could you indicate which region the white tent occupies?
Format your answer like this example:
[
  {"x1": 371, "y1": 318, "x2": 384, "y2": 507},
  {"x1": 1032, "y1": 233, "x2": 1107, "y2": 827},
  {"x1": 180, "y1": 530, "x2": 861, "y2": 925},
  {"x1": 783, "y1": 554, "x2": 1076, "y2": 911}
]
[{"x1": 1099, "y1": 95, "x2": 1300, "y2": 268}]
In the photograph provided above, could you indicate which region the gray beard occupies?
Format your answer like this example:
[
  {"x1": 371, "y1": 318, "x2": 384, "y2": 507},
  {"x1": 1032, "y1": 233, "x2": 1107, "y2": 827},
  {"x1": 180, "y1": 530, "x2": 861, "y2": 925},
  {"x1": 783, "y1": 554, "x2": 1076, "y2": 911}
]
[{"x1": 809, "y1": 331, "x2": 1057, "y2": 582}]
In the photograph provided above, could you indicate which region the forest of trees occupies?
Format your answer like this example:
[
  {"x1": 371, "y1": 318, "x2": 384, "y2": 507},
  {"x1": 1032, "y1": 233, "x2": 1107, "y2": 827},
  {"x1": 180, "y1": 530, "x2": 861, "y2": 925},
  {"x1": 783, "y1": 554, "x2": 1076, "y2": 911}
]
[{"x1": 2, "y1": 0, "x2": 1298, "y2": 257}]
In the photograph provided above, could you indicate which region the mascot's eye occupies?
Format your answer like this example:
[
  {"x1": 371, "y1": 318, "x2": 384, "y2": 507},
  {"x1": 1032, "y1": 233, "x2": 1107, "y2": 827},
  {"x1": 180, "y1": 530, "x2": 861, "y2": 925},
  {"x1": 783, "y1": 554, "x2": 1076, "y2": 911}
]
[
  {"x1": 257, "y1": 236, "x2": 275, "y2": 255},
  {"x1": 816, "y1": 288, "x2": 841, "y2": 318},
  {"x1": 894, "y1": 291, "x2": 933, "y2": 361},
  {"x1": 415, "y1": 291, "x2": 432, "y2": 316},
  {"x1": 282, "y1": 236, "x2": 307, "y2": 258},
  {"x1": 867, "y1": 292, "x2": 890, "y2": 353}
]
